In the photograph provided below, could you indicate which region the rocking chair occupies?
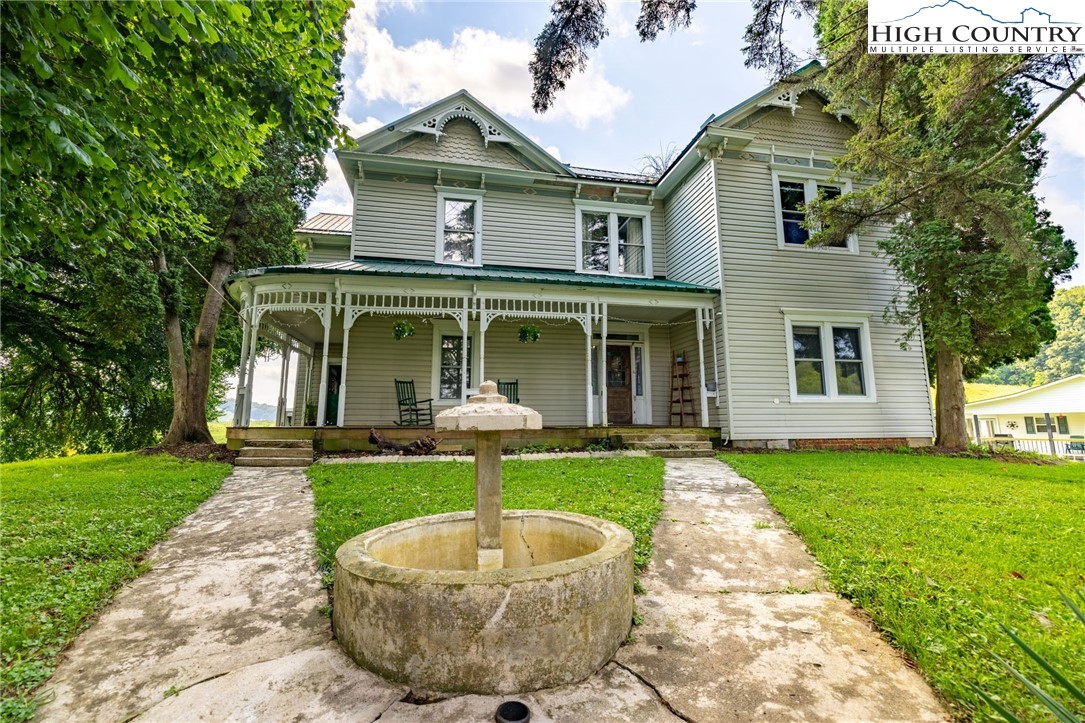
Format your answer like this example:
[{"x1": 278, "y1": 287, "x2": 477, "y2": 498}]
[
  {"x1": 497, "y1": 380, "x2": 519, "y2": 404},
  {"x1": 394, "y1": 380, "x2": 433, "y2": 426}
]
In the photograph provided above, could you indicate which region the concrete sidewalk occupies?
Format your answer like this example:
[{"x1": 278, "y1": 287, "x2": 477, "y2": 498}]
[{"x1": 37, "y1": 459, "x2": 946, "y2": 722}]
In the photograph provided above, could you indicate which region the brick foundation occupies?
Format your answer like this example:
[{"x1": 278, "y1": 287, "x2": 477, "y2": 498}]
[{"x1": 793, "y1": 437, "x2": 910, "y2": 450}]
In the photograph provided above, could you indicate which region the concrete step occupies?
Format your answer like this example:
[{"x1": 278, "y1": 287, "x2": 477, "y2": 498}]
[
  {"x1": 619, "y1": 433, "x2": 709, "y2": 443},
  {"x1": 647, "y1": 448, "x2": 717, "y2": 459},
  {"x1": 240, "y1": 447, "x2": 313, "y2": 459},
  {"x1": 626, "y1": 440, "x2": 714, "y2": 451},
  {"x1": 235, "y1": 457, "x2": 312, "y2": 468},
  {"x1": 242, "y1": 440, "x2": 313, "y2": 449}
]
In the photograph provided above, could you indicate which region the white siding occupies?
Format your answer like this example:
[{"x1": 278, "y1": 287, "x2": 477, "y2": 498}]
[
  {"x1": 354, "y1": 179, "x2": 666, "y2": 276},
  {"x1": 307, "y1": 244, "x2": 350, "y2": 263},
  {"x1": 664, "y1": 162, "x2": 719, "y2": 287},
  {"x1": 714, "y1": 156, "x2": 934, "y2": 440},
  {"x1": 746, "y1": 97, "x2": 853, "y2": 155},
  {"x1": 392, "y1": 119, "x2": 528, "y2": 170}
]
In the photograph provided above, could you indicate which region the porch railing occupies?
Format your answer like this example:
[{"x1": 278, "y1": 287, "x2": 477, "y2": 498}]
[{"x1": 976, "y1": 436, "x2": 1085, "y2": 459}]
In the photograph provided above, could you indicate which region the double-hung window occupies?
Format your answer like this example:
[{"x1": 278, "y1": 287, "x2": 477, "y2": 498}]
[
  {"x1": 435, "y1": 187, "x2": 484, "y2": 266},
  {"x1": 771, "y1": 169, "x2": 853, "y2": 252},
  {"x1": 575, "y1": 202, "x2": 652, "y2": 277},
  {"x1": 784, "y1": 311, "x2": 876, "y2": 402}
]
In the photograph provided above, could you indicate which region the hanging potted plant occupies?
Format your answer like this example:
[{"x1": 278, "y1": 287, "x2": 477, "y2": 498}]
[
  {"x1": 392, "y1": 319, "x2": 415, "y2": 341},
  {"x1": 518, "y1": 323, "x2": 541, "y2": 344}
]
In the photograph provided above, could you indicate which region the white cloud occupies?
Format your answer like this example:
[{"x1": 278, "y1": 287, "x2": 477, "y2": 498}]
[
  {"x1": 310, "y1": 151, "x2": 354, "y2": 216},
  {"x1": 339, "y1": 112, "x2": 385, "y2": 139},
  {"x1": 1040, "y1": 97, "x2": 1084, "y2": 159},
  {"x1": 545, "y1": 145, "x2": 563, "y2": 161},
  {"x1": 346, "y1": 12, "x2": 630, "y2": 129}
]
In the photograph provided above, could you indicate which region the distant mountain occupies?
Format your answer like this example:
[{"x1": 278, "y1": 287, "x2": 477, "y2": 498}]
[
  {"x1": 886, "y1": 1, "x2": 1070, "y2": 25},
  {"x1": 217, "y1": 399, "x2": 278, "y2": 422}
]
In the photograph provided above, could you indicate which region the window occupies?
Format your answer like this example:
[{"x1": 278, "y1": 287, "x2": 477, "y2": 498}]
[
  {"x1": 438, "y1": 335, "x2": 474, "y2": 400},
  {"x1": 783, "y1": 311, "x2": 875, "y2": 402},
  {"x1": 574, "y1": 202, "x2": 652, "y2": 277},
  {"x1": 435, "y1": 188, "x2": 484, "y2": 266},
  {"x1": 771, "y1": 169, "x2": 854, "y2": 252},
  {"x1": 1025, "y1": 416, "x2": 1069, "y2": 435}
]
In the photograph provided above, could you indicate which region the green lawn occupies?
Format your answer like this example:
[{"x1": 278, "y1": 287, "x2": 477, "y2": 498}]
[
  {"x1": 720, "y1": 451, "x2": 1085, "y2": 721},
  {"x1": 0, "y1": 453, "x2": 231, "y2": 721},
  {"x1": 307, "y1": 457, "x2": 665, "y2": 581}
]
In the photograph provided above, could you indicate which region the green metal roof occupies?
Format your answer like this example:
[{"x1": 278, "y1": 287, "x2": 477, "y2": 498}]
[{"x1": 231, "y1": 257, "x2": 718, "y2": 294}]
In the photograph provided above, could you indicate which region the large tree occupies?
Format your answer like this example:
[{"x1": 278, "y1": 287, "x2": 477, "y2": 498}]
[
  {"x1": 978, "y1": 286, "x2": 1085, "y2": 386},
  {"x1": 1, "y1": 1, "x2": 348, "y2": 451},
  {"x1": 530, "y1": 0, "x2": 1080, "y2": 447}
]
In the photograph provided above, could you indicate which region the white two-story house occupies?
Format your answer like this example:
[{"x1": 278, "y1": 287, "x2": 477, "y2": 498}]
[{"x1": 227, "y1": 68, "x2": 936, "y2": 450}]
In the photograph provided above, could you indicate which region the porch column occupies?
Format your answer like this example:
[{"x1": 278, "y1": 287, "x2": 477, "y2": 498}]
[
  {"x1": 460, "y1": 298, "x2": 470, "y2": 404},
  {"x1": 242, "y1": 309, "x2": 262, "y2": 427},
  {"x1": 695, "y1": 308, "x2": 710, "y2": 427},
  {"x1": 276, "y1": 341, "x2": 289, "y2": 426},
  {"x1": 585, "y1": 307, "x2": 594, "y2": 427},
  {"x1": 316, "y1": 296, "x2": 333, "y2": 428},
  {"x1": 337, "y1": 306, "x2": 355, "y2": 428},
  {"x1": 233, "y1": 294, "x2": 252, "y2": 427},
  {"x1": 478, "y1": 299, "x2": 488, "y2": 384},
  {"x1": 302, "y1": 354, "x2": 314, "y2": 427},
  {"x1": 599, "y1": 303, "x2": 608, "y2": 427}
]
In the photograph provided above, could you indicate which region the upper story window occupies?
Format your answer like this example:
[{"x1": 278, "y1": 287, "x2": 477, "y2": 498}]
[
  {"x1": 783, "y1": 310, "x2": 876, "y2": 403},
  {"x1": 435, "y1": 187, "x2": 484, "y2": 266},
  {"x1": 771, "y1": 169, "x2": 854, "y2": 253},
  {"x1": 574, "y1": 201, "x2": 653, "y2": 277}
]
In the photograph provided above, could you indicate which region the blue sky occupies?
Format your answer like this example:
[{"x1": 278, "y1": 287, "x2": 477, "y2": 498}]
[{"x1": 240, "y1": 0, "x2": 1084, "y2": 407}]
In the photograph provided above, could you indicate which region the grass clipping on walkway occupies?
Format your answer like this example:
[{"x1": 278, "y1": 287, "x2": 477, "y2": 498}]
[
  {"x1": 308, "y1": 457, "x2": 665, "y2": 583},
  {"x1": 0, "y1": 453, "x2": 230, "y2": 721},
  {"x1": 721, "y1": 451, "x2": 1085, "y2": 721}
]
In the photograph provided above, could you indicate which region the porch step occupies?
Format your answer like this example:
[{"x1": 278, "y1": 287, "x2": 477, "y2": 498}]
[
  {"x1": 236, "y1": 440, "x2": 313, "y2": 467},
  {"x1": 625, "y1": 440, "x2": 714, "y2": 452},
  {"x1": 242, "y1": 439, "x2": 314, "y2": 449},
  {"x1": 619, "y1": 431, "x2": 716, "y2": 459},
  {"x1": 239, "y1": 447, "x2": 313, "y2": 459}
]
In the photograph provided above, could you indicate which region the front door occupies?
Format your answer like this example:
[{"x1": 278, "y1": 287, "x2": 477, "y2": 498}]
[
  {"x1": 606, "y1": 346, "x2": 633, "y2": 425},
  {"x1": 325, "y1": 364, "x2": 342, "y2": 426}
]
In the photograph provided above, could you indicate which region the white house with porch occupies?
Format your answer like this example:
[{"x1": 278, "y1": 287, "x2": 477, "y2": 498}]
[
  {"x1": 966, "y1": 375, "x2": 1085, "y2": 459},
  {"x1": 227, "y1": 65, "x2": 936, "y2": 453}
]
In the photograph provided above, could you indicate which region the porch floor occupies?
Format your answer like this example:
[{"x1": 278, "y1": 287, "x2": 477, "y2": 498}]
[{"x1": 226, "y1": 425, "x2": 721, "y2": 453}]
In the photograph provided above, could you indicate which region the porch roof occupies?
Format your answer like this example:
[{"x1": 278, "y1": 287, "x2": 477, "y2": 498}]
[{"x1": 233, "y1": 257, "x2": 719, "y2": 295}]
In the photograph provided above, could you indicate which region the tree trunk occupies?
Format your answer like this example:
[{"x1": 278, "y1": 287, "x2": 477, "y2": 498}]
[
  {"x1": 934, "y1": 340, "x2": 969, "y2": 449},
  {"x1": 158, "y1": 197, "x2": 248, "y2": 446}
]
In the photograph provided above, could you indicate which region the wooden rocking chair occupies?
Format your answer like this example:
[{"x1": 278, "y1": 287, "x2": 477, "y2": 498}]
[
  {"x1": 497, "y1": 380, "x2": 519, "y2": 404},
  {"x1": 394, "y1": 380, "x2": 433, "y2": 426}
]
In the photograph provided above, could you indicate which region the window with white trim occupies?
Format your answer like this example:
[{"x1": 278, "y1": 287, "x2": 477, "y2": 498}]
[
  {"x1": 784, "y1": 312, "x2": 875, "y2": 402},
  {"x1": 435, "y1": 187, "x2": 483, "y2": 266},
  {"x1": 574, "y1": 202, "x2": 652, "y2": 277},
  {"x1": 438, "y1": 335, "x2": 474, "y2": 399},
  {"x1": 771, "y1": 169, "x2": 854, "y2": 252}
]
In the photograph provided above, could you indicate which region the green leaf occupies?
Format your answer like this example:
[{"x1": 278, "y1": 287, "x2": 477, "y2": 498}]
[
  {"x1": 105, "y1": 57, "x2": 141, "y2": 90},
  {"x1": 52, "y1": 136, "x2": 93, "y2": 166},
  {"x1": 1000, "y1": 624, "x2": 1085, "y2": 707}
]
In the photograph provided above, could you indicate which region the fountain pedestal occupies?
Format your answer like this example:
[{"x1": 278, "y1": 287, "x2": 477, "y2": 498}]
[{"x1": 332, "y1": 381, "x2": 633, "y2": 694}]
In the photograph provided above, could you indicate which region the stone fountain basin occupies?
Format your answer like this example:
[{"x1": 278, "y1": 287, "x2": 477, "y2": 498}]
[{"x1": 332, "y1": 510, "x2": 634, "y2": 695}]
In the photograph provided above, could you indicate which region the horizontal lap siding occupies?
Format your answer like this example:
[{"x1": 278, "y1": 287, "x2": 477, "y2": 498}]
[
  {"x1": 651, "y1": 201, "x2": 667, "y2": 278},
  {"x1": 664, "y1": 162, "x2": 719, "y2": 288},
  {"x1": 354, "y1": 179, "x2": 435, "y2": 261},
  {"x1": 484, "y1": 191, "x2": 576, "y2": 270},
  {"x1": 341, "y1": 316, "x2": 433, "y2": 427},
  {"x1": 307, "y1": 246, "x2": 350, "y2": 263},
  {"x1": 649, "y1": 326, "x2": 672, "y2": 424},
  {"x1": 747, "y1": 100, "x2": 853, "y2": 155},
  {"x1": 481, "y1": 321, "x2": 586, "y2": 425},
  {"x1": 714, "y1": 157, "x2": 934, "y2": 440}
]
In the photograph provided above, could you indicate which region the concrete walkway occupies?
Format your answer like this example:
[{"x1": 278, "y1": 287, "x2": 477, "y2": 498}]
[{"x1": 37, "y1": 459, "x2": 946, "y2": 722}]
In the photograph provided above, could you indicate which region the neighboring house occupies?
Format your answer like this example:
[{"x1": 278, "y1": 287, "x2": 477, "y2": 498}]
[
  {"x1": 965, "y1": 375, "x2": 1085, "y2": 458},
  {"x1": 227, "y1": 63, "x2": 936, "y2": 449}
]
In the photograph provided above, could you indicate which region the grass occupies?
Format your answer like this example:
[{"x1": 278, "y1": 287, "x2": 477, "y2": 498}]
[
  {"x1": 0, "y1": 453, "x2": 231, "y2": 721},
  {"x1": 207, "y1": 419, "x2": 273, "y2": 444},
  {"x1": 720, "y1": 451, "x2": 1085, "y2": 721},
  {"x1": 307, "y1": 457, "x2": 666, "y2": 582}
]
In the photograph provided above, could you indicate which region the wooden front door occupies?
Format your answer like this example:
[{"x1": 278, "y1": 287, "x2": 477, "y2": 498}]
[
  {"x1": 324, "y1": 364, "x2": 342, "y2": 426},
  {"x1": 606, "y1": 346, "x2": 633, "y2": 425}
]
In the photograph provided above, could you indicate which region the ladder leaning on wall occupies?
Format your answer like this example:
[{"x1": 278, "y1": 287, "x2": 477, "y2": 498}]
[{"x1": 669, "y1": 351, "x2": 695, "y2": 427}]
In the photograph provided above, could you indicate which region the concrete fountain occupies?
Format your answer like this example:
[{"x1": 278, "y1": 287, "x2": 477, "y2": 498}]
[{"x1": 332, "y1": 381, "x2": 634, "y2": 694}]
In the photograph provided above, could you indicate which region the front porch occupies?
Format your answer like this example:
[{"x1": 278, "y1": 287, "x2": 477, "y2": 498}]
[
  {"x1": 226, "y1": 424, "x2": 722, "y2": 453},
  {"x1": 229, "y1": 263, "x2": 722, "y2": 434}
]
